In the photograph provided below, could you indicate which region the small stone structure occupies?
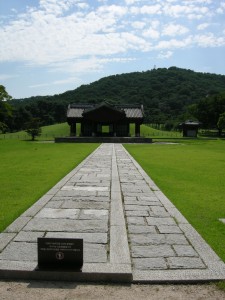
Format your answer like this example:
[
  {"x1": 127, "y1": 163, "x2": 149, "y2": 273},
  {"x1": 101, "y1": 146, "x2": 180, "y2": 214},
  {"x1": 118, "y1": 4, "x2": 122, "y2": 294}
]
[{"x1": 180, "y1": 120, "x2": 201, "y2": 137}]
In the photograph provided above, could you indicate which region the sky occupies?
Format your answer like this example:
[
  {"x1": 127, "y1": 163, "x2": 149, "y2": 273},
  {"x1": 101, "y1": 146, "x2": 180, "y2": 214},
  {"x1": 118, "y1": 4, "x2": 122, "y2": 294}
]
[{"x1": 0, "y1": 0, "x2": 225, "y2": 99}]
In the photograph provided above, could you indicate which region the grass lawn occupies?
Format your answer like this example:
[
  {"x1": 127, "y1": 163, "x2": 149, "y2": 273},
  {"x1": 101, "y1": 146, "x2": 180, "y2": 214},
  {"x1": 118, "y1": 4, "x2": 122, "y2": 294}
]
[
  {"x1": 0, "y1": 140, "x2": 99, "y2": 232},
  {"x1": 0, "y1": 123, "x2": 71, "y2": 141},
  {"x1": 140, "y1": 124, "x2": 182, "y2": 138},
  {"x1": 125, "y1": 140, "x2": 225, "y2": 262},
  {"x1": 0, "y1": 122, "x2": 182, "y2": 141}
]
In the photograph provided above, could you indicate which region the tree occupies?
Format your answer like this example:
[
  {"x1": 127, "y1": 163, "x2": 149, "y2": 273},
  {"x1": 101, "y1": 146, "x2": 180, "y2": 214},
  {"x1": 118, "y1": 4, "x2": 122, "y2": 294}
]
[
  {"x1": 191, "y1": 92, "x2": 225, "y2": 135},
  {"x1": 0, "y1": 85, "x2": 12, "y2": 101},
  {"x1": 25, "y1": 118, "x2": 42, "y2": 141},
  {"x1": 12, "y1": 106, "x2": 31, "y2": 131},
  {"x1": 9, "y1": 68, "x2": 225, "y2": 131},
  {"x1": 217, "y1": 112, "x2": 225, "y2": 137},
  {"x1": 0, "y1": 85, "x2": 13, "y2": 132},
  {"x1": 0, "y1": 122, "x2": 8, "y2": 133}
]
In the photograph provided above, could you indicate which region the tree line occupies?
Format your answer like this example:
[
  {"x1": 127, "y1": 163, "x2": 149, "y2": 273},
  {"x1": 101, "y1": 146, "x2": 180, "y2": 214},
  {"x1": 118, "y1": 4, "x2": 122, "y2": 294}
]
[{"x1": 1, "y1": 67, "x2": 225, "y2": 135}]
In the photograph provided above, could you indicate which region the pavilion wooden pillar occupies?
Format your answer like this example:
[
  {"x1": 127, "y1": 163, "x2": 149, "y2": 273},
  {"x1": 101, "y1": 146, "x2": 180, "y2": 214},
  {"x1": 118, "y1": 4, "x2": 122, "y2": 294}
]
[
  {"x1": 70, "y1": 123, "x2": 76, "y2": 136},
  {"x1": 92, "y1": 122, "x2": 97, "y2": 136},
  {"x1": 135, "y1": 123, "x2": 140, "y2": 137},
  {"x1": 127, "y1": 123, "x2": 130, "y2": 137},
  {"x1": 80, "y1": 122, "x2": 84, "y2": 136}
]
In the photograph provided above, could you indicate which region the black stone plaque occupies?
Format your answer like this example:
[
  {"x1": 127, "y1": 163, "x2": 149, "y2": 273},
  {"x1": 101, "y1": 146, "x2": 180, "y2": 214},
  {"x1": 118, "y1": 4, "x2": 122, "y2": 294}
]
[{"x1": 37, "y1": 238, "x2": 83, "y2": 271}]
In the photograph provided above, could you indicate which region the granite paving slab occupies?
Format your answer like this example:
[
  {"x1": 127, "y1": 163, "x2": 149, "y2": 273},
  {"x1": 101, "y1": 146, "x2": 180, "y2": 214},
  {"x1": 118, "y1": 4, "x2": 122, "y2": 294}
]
[
  {"x1": 0, "y1": 144, "x2": 131, "y2": 282},
  {"x1": 114, "y1": 144, "x2": 225, "y2": 282},
  {"x1": 0, "y1": 143, "x2": 225, "y2": 283}
]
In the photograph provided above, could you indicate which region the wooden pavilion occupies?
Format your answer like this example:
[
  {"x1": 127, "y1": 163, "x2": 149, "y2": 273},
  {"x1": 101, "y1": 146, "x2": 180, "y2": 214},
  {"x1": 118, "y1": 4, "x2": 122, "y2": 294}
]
[{"x1": 67, "y1": 102, "x2": 144, "y2": 137}]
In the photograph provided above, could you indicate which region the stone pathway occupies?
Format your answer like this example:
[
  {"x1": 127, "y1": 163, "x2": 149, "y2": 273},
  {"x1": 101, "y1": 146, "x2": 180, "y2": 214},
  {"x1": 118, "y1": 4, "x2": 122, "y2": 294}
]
[{"x1": 0, "y1": 144, "x2": 225, "y2": 282}]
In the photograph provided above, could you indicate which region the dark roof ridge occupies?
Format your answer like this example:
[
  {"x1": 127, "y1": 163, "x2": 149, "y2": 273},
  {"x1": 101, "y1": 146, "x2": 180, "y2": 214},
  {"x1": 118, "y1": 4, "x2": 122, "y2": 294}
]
[{"x1": 69, "y1": 103, "x2": 143, "y2": 108}]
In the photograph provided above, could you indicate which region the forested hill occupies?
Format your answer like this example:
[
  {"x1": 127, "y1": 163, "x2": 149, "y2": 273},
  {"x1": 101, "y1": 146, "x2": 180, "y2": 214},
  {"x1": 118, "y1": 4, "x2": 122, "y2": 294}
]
[{"x1": 11, "y1": 67, "x2": 225, "y2": 128}]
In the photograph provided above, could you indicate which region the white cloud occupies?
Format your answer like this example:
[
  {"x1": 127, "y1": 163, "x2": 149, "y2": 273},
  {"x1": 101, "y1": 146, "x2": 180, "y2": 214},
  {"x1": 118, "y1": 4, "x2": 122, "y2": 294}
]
[
  {"x1": 39, "y1": 0, "x2": 72, "y2": 15},
  {"x1": 195, "y1": 33, "x2": 225, "y2": 47},
  {"x1": 216, "y1": 2, "x2": 225, "y2": 14},
  {"x1": 124, "y1": 0, "x2": 140, "y2": 5},
  {"x1": 11, "y1": 8, "x2": 17, "y2": 13},
  {"x1": 29, "y1": 76, "x2": 80, "y2": 88},
  {"x1": 131, "y1": 21, "x2": 146, "y2": 29},
  {"x1": 0, "y1": 74, "x2": 17, "y2": 80},
  {"x1": 121, "y1": 32, "x2": 151, "y2": 51},
  {"x1": 155, "y1": 36, "x2": 193, "y2": 50},
  {"x1": 29, "y1": 82, "x2": 50, "y2": 89},
  {"x1": 183, "y1": 0, "x2": 212, "y2": 4},
  {"x1": 150, "y1": 20, "x2": 160, "y2": 29},
  {"x1": 187, "y1": 14, "x2": 205, "y2": 20},
  {"x1": 77, "y1": 3, "x2": 89, "y2": 10},
  {"x1": 143, "y1": 28, "x2": 160, "y2": 40},
  {"x1": 49, "y1": 56, "x2": 136, "y2": 74},
  {"x1": 0, "y1": 3, "x2": 137, "y2": 66},
  {"x1": 162, "y1": 23, "x2": 189, "y2": 36},
  {"x1": 157, "y1": 51, "x2": 173, "y2": 59},
  {"x1": 97, "y1": 5, "x2": 127, "y2": 17},
  {"x1": 163, "y1": 3, "x2": 209, "y2": 18},
  {"x1": 0, "y1": 0, "x2": 224, "y2": 76},
  {"x1": 217, "y1": 8, "x2": 223, "y2": 14},
  {"x1": 197, "y1": 23, "x2": 210, "y2": 30},
  {"x1": 130, "y1": 4, "x2": 162, "y2": 15},
  {"x1": 53, "y1": 77, "x2": 80, "y2": 85},
  {"x1": 140, "y1": 5, "x2": 162, "y2": 15}
]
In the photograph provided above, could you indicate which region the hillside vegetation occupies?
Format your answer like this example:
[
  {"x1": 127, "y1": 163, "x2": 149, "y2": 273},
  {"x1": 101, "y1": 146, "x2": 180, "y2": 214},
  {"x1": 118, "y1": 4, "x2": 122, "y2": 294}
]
[{"x1": 3, "y1": 67, "x2": 225, "y2": 132}]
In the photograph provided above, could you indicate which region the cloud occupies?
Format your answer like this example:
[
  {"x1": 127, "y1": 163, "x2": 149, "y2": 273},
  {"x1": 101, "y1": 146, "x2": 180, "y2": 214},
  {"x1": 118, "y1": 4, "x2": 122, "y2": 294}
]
[
  {"x1": 49, "y1": 56, "x2": 137, "y2": 74},
  {"x1": 131, "y1": 21, "x2": 146, "y2": 29},
  {"x1": 39, "y1": 0, "x2": 82, "y2": 15},
  {"x1": 130, "y1": 4, "x2": 162, "y2": 15},
  {"x1": 155, "y1": 36, "x2": 193, "y2": 50},
  {"x1": 76, "y1": 3, "x2": 89, "y2": 10},
  {"x1": 140, "y1": 5, "x2": 162, "y2": 15},
  {"x1": 29, "y1": 76, "x2": 81, "y2": 89},
  {"x1": 0, "y1": 0, "x2": 224, "y2": 75},
  {"x1": 157, "y1": 51, "x2": 173, "y2": 59},
  {"x1": 163, "y1": 3, "x2": 210, "y2": 18},
  {"x1": 150, "y1": 20, "x2": 160, "y2": 29},
  {"x1": 162, "y1": 23, "x2": 189, "y2": 36},
  {"x1": 0, "y1": 6, "x2": 133, "y2": 65},
  {"x1": 124, "y1": 0, "x2": 141, "y2": 5},
  {"x1": 197, "y1": 23, "x2": 210, "y2": 30},
  {"x1": 195, "y1": 33, "x2": 225, "y2": 47},
  {"x1": 0, "y1": 74, "x2": 18, "y2": 80},
  {"x1": 142, "y1": 27, "x2": 160, "y2": 40},
  {"x1": 183, "y1": 0, "x2": 212, "y2": 4},
  {"x1": 216, "y1": 2, "x2": 225, "y2": 14}
]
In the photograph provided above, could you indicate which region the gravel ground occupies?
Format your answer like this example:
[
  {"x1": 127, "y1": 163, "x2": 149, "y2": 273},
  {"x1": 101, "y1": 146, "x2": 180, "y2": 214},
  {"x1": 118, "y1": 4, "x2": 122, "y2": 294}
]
[{"x1": 0, "y1": 281, "x2": 225, "y2": 300}]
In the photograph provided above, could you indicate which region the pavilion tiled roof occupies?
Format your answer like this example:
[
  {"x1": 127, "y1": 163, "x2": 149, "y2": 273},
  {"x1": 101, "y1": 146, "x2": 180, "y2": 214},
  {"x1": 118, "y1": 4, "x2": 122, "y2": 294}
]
[{"x1": 67, "y1": 103, "x2": 144, "y2": 120}]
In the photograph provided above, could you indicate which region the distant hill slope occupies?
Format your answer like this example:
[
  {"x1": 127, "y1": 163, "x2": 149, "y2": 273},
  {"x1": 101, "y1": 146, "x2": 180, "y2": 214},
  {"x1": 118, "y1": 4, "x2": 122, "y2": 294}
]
[{"x1": 12, "y1": 67, "x2": 225, "y2": 125}]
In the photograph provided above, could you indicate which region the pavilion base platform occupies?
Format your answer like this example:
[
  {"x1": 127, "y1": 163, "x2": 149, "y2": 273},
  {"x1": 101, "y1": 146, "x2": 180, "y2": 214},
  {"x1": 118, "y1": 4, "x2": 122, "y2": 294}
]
[{"x1": 55, "y1": 136, "x2": 152, "y2": 143}]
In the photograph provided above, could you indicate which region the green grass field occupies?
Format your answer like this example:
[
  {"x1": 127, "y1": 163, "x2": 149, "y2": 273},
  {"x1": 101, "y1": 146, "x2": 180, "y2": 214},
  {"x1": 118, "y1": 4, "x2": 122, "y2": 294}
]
[
  {"x1": 0, "y1": 140, "x2": 99, "y2": 231},
  {"x1": 0, "y1": 122, "x2": 182, "y2": 140},
  {"x1": 0, "y1": 122, "x2": 71, "y2": 140},
  {"x1": 1, "y1": 124, "x2": 225, "y2": 265},
  {"x1": 125, "y1": 140, "x2": 225, "y2": 262}
]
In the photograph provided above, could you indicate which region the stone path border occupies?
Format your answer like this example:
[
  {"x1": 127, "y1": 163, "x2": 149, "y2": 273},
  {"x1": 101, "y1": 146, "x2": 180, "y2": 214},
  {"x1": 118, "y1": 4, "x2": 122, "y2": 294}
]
[
  {"x1": 0, "y1": 144, "x2": 131, "y2": 282},
  {"x1": 119, "y1": 145, "x2": 225, "y2": 283},
  {"x1": 0, "y1": 143, "x2": 225, "y2": 283}
]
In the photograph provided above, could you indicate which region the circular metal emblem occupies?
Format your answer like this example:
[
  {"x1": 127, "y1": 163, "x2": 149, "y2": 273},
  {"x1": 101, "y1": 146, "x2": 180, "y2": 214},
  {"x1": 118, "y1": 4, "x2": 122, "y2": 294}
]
[{"x1": 56, "y1": 251, "x2": 64, "y2": 260}]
